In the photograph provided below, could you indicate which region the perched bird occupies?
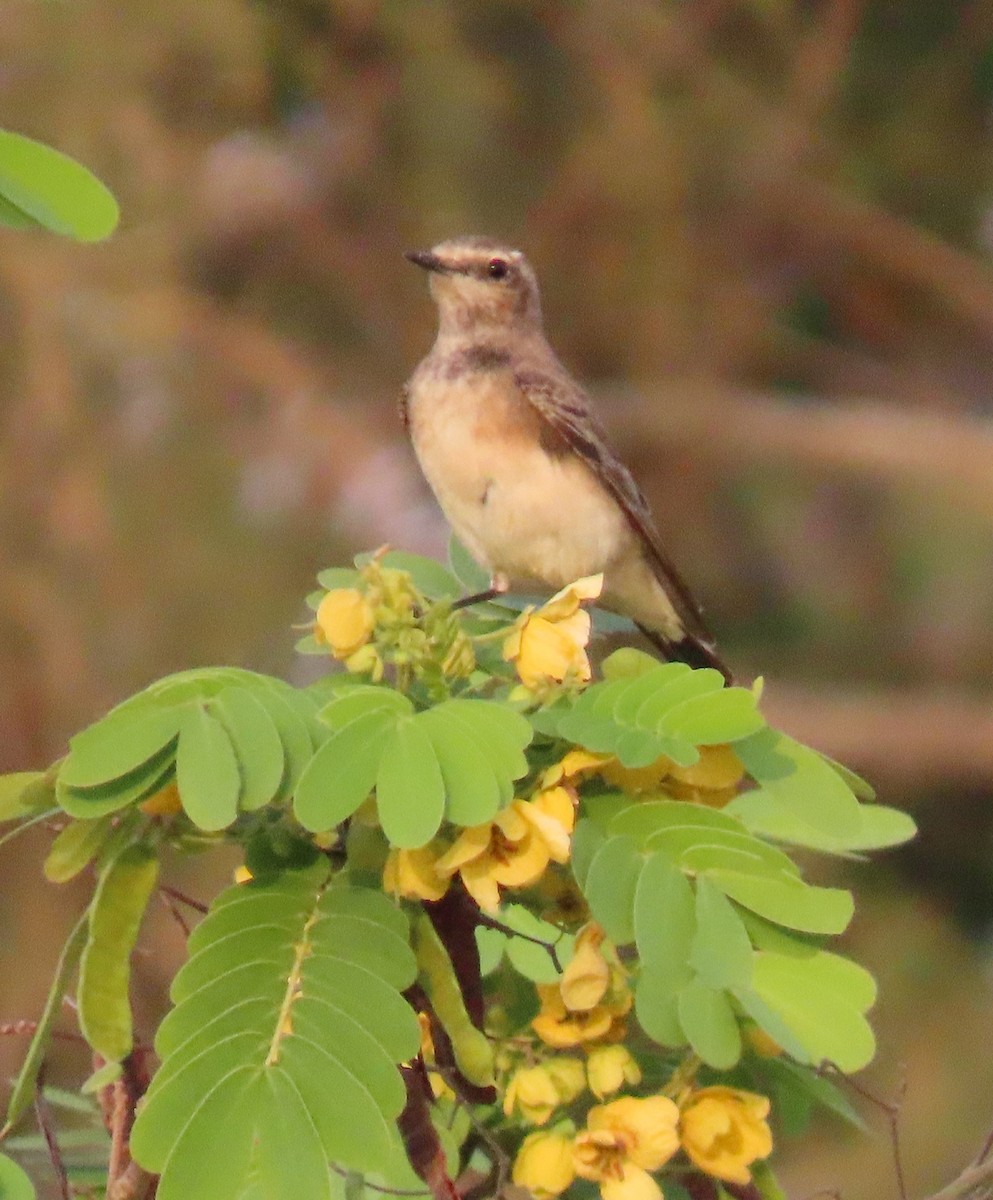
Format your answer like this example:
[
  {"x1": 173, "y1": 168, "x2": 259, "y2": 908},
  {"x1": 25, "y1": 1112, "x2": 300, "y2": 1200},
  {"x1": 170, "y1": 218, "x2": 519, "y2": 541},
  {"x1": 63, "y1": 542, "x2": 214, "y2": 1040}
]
[{"x1": 402, "y1": 235, "x2": 730, "y2": 681}]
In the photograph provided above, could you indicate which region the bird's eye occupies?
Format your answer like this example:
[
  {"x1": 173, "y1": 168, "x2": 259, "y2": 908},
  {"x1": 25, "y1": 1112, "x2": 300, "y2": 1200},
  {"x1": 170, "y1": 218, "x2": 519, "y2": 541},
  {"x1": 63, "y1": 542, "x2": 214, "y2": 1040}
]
[{"x1": 487, "y1": 258, "x2": 509, "y2": 280}]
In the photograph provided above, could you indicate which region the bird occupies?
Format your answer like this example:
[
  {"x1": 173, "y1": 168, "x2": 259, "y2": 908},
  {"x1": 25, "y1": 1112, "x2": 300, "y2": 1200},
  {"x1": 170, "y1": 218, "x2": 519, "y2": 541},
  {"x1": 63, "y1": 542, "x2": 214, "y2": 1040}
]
[{"x1": 401, "y1": 235, "x2": 731, "y2": 682}]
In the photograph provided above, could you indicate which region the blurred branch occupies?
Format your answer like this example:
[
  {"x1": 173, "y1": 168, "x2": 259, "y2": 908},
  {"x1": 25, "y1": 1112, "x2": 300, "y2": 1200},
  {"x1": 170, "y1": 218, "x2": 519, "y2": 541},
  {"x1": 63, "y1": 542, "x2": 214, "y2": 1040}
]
[
  {"x1": 759, "y1": 684, "x2": 993, "y2": 788},
  {"x1": 922, "y1": 1154, "x2": 993, "y2": 1200},
  {"x1": 606, "y1": 385, "x2": 993, "y2": 518}
]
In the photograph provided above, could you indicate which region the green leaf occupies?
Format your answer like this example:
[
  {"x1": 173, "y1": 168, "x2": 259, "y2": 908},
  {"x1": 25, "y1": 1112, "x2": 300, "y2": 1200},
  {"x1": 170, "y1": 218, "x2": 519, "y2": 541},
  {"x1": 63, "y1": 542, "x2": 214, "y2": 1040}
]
[
  {"x1": 735, "y1": 729, "x2": 861, "y2": 839},
  {"x1": 318, "y1": 686, "x2": 413, "y2": 732},
  {"x1": 600, "y1": 648, "x2": 661, "y2": 680},
  {"x1": 448, "y1": 535, "x2": 490, "y2": 593},
  {"x1": 743, "y1": 950, "x2": 877, "y2": 1072},
  {"x1": 56, "y1": 749, "x2": 174, "y2": 819},
  {"x1": 0, "y1": 773, "x2": 48, "y2": 822},
  {"x1": 376, "y1": 717, "x2": 445, "y2": 849},
  {"x1": 418, "y1": 706, "x2": 502, "y2": 826},
  {"x1": 61, "y1": 706, "x2": 182, "y2": 789},
  {"x1": 584, "y1": 835, "x2": 643, "y2": 944},
  {"x1": 502, "y1": 905, "x2": 575, "y2": 983},
  {"x1": 633, "y1": 850, "x2": 695, "y2": 966},
  {"x1": 570, "y1": 818, "x2": 606, "y2": 892},
  {"x1": 43, "y1": 816, "x2": 113, "y2": 883},
  {"x1": 658, "y1": 687, "x2": 765, "y2": 744},
  {"x1": 441, "y1": 700, "x2": 532, "y2": 801},
  {"x1": 252, "y1": 684, "x2": 315, "y2": 802},
  {"x1": 81, "y1": 1060, "x2": 124, "y2": 1094},
  {"x1": 2, "y1": 911, "x2": 88, "y2": 1136},
  {"x1": 131, "y1": 867, "x2": 418, "y2": 1194},
  {"x1": 419, "y1": 700, "x2": 532, "y2": 830},
  {"x1": 634, "y1": 964, "x2": 688, "y2": 1048},
  {"x1": 316, "y1": 567, "x2": 360, "y2": 590},
  {"x1": 707, "y1": 870, "x2": 853, "y2": 935},
  {"x1": 689, "y1": 877, "x2": 753, "y2": 990},
  {"x1": 78, "y1": 846, "x2": 159, "y2": 1061},
  {"x1": 612, "y1": 801, "x2": 798, "y2": 883},
  {"x1": 0, "y1": 1153, "x2": 35, "y2": 1200},
  {"x1": 294, "y1": 708, "x2": 399, "y2": 832},
  {"x1": 759, "y1": 1058, "x2": 866, "y2": 1132},
  {"x1": 211, "y1": 687, "x2": 285, "y2": 811},
  {"x1": 176, "y1": 705, "x2": 241, "y2": 832},
  {"x1": 727, "y1": 792, "x2": 916, "y2": 855},
  {"x1": 374, "y1": 551, "x2": 460, "y2": 600},
  {"x1": 0, "y1": 129, "x2": 118, "y2": 240},
  {"x1": 677, "y1": 977, "x2": 741, "y2": 1068}
]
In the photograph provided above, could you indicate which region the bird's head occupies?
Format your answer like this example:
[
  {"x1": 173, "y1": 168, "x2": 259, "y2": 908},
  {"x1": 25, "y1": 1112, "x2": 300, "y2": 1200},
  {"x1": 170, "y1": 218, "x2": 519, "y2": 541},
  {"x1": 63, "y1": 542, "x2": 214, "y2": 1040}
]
[{"x1": 405, "y1": 236, "x2": 542, "y2": 336}]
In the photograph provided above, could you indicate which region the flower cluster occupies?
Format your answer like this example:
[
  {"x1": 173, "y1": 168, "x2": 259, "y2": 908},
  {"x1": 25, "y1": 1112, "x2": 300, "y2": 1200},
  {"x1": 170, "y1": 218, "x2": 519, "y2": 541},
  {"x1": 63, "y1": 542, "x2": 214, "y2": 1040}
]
[
  {"x1": 533, "y1": 923, "x2": 632, "y2": 1049},
  {"x1": 313, "y1": 555, "x2": 475, "y2": 687},
  {"x1": 512, "y1": 1087, "x2": 773, "y2": 1200},
  {"x1": 544, "y1": 742, "x2": 745, "y2": 809}
]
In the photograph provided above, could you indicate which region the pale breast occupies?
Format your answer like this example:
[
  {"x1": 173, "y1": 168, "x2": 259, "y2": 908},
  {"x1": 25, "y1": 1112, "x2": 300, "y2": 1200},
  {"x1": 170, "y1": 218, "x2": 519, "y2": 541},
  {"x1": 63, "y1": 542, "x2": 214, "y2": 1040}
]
[{"x1": 407, "y1": 367, "x2": 631, "y2": 589}]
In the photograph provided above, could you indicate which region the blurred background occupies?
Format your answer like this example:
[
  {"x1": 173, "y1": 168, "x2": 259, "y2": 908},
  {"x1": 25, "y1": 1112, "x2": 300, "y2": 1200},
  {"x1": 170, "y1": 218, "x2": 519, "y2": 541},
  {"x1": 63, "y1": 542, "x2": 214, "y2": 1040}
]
[{"x1": 1, "y1": 0, "x2": 993, "y2": 1195}]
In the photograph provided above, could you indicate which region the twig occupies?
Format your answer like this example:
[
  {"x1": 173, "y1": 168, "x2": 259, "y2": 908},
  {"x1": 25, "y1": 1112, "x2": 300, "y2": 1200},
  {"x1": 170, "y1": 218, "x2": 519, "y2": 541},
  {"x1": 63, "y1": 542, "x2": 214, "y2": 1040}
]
[
  {"x1": 157, "y1": 889, "x2": 192, "y2": 937},
  {"x1": 0, "y1": 1019, "x2": 87, "y2": 1045},
  {"x1": 475, "y1": 912, "x2": 563, "y2": 973},
  {"x1": 922, "y1": 1156, "x2": 993, "y2": 1200},
  {"x1": 818, "y1": 1065, "x2": 906, "y2": 1200},
  {"x1": 433, "y1": 1066, "x2": 510, "y2": 1198},
  {"x1": 159, "y1": 885, "x2": 208, "y2": 914},
  {"x1": 33, "y1": 1066, "x2": 70, "y2": 1200}
]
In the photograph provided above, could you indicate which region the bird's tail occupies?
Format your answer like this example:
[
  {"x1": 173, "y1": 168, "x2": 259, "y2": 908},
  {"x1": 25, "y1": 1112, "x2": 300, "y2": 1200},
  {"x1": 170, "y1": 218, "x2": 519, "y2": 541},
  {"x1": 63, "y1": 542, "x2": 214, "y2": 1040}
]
[{"x1": 635, "y1": 623, "x2": 734, "y2": 686}]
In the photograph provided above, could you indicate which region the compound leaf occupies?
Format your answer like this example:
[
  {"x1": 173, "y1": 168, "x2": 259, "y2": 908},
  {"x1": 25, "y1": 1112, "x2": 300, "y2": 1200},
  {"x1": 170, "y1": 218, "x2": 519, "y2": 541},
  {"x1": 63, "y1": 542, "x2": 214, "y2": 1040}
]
[{"x1": 131, "y1": 867, "x2": 418, "y2": 1195}]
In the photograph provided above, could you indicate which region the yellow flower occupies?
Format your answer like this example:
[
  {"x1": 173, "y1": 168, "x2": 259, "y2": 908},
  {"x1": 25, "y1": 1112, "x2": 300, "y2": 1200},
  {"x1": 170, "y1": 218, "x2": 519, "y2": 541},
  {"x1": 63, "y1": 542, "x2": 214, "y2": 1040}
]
[
  {"x1": 532, "y1": 978, "x2": 631, "y2": 1049},
  {"x1": 586, "y1": 1045, "x2": 642, "y2": 1100},
  {"x1": 503, "y1": 575, "x2": 603, "y2": 689},
  {"x1": 233, "y1": 865, "x2": 253, "y2": 884},
  {"x1": 315, "y1": 588, "x2": 375, "y2": 658},
  {"x1": 435, "y1": 792, "x2": 574, "y2": 913},
  {"x1": 599, "y1": 755, "x2": 673, "y2": 795},
  {"x1": 678, "y1": 1087, "x2": 773, "y2": 1185},
  {"x1": 513, "y1": 1131, "x2": 576, "y2": 1200},
  {"x1": 139, "y1": 780, "x2": 183, "y2": 816},
  {"x1": 574, "y1": 1096, "x2": 680, "y2": 1200},
  {"x1": 560, "y1": 923, "x2": 619, "y2": 1012},
  {"x1": 665, "y1": 745, "x2": 745, "y2": 808},
  {"x1": 383, "y1": 845, "x2": 450, "y2": 902},
  {"x1": 542, "y1": 748, "x2": 612, "y2": 789},
  {"x1": 745, "y1": 1025, "x2": 783, "y2": 1059},
  {"x1": 544, "y1": 1056, "x2": 587, "y2": 1105},
  {"x1": 503, "y1": 1065, "x2": 562, "y2": 1126}
]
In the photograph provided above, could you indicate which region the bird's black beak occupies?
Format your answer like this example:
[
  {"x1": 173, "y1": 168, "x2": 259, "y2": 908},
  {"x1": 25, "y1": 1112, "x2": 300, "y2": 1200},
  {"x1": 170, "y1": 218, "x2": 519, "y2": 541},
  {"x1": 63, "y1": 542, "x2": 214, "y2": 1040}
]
[{"x1": 404, "y1": 249, "x2": 449, "y2": 273}]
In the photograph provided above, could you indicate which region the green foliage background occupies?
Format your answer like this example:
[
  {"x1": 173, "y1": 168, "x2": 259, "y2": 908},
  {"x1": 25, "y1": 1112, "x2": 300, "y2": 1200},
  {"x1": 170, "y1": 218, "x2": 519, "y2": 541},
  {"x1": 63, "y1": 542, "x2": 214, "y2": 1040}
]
[{"x1": 1, "y1": 2, "x2": 992, "y2": 1197}]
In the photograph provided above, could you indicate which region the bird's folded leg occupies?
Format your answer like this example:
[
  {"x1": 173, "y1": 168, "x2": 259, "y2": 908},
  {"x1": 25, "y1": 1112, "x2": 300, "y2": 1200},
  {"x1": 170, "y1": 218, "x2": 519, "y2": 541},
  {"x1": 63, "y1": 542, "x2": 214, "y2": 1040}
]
[{"x1": 451, "y1": 572, "x2": 509, "y2": 611}]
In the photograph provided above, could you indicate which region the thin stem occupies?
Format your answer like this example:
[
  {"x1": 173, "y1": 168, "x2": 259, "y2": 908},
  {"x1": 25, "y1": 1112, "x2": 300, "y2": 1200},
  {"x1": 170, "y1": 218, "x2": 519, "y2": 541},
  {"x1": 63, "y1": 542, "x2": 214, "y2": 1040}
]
[
  {"x1": 475, "y1": 912, "x2": 563, "y2": 972},
  {"x1": 327, "y1": 1163, "x2": 429, "y2": 1197},
  {"x1": 0, "y1": 808, "x2": 61, "y2": 852},
  {"x1": 817, "y1": 1064, "x2": 906, "y2": 1200},
  {"x1": 33, "y1": 1066, "x2": 70, "y2": 1200},
  {"x1": 159, "y1": 885, "x2": 208, "y2": 914}
]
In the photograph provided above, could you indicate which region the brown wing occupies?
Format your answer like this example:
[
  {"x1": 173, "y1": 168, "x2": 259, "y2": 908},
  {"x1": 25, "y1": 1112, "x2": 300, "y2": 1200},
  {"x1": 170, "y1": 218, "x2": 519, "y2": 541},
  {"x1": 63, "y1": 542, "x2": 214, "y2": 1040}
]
[{"x1": 513, "y1": 366, "x2": 718, "y2": 649}]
